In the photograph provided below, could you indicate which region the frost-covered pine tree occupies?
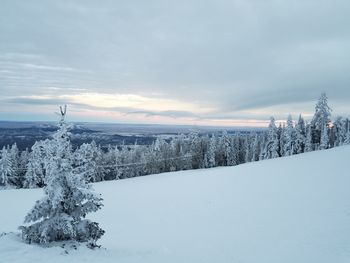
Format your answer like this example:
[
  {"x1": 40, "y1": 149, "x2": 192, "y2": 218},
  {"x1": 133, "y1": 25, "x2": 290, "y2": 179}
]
[
  {"x1": 232, "y1": 134, "x2": 241, "y2": 164},
  {"x1": 0, "y1": 146, "x2": 12, "y2": 187},
  {"x1": 332, "y1": 117, "x2": 344, "y2": 146},
  {"x1": 207, "y1": 135, "x2": 216, "y2": 168},
  {"x1": 189, "y1": 130, "x2": 204, "y2": 169},
  {"x1": 0, "y1": 144, "x2": 23, "y2": 188},
  {"x1": 259, "y1": 134, "x2": 267, "y2": 161},
  {"x1": 283, "y1": 115, "x2": 295, "y2": 156},
  {"x1": 169, "y1": 134, "x2": 189, "y2": 171},
  {"x1": 24, "y1": 140, "x2": 47, "y2": 188},
  {"x1": 244, "y1": 135, "x2": 254, "y2": 163},
  {"x1": 74, "y1": 141, "x2": 105, "y2": 183},
  {"x1": 20, "y1": 106, "x2": 104, "y2": 247},
  {"x1": 311, "y1": 93, "x2": 332, "y2": 145},
  {"x1": 243, "y1": 136, "x2": 251, "y2": 163},
  {"x1": 319, "y1": 124, "x2": 329, "y2": 150},
  {"x1": 7, "y1": 143, "x2": 22, "y2": 187},
  {"x1": 294, "y1": 115, "x2": 306, "y2": 154},
  {"x1": 305, "y1": 124, "x2": 313, "y2": 152},
  {"x1": 251, "y1": 134, "x2": 260, "y2": 162},
  {"x1": 236, "y1": 135, "x2": 247, "y2": 164},
  {"x1": 345, "y1": 128, "x2": 350, "y2": 145},
  {"x1": 221, "y1": 131, "x2": 235, "y2": 166},
  {"x1": 263, "y1": 117, "x2": 280, "y2": 159},
  {"x1": 278, "y1": 123, "x2": 285, "y2": 157},
  {"x1": 311, "y1": 93, "x2": 332, "y2": 129},
  {"x1": 19, "y1": 148, "x2": 30, "y2": 186},
  {"x1": 338, "y1": 118, "x2": 349, "y2": 146},
  {"x1": 116, "y1": 146, "x2": 127, "y2": 178}
]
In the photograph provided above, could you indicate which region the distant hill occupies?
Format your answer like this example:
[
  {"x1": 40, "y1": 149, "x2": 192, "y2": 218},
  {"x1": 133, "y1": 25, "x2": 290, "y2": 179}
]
[{"x1": 0, "y1": 121, "x2": 263, "y2": 150}]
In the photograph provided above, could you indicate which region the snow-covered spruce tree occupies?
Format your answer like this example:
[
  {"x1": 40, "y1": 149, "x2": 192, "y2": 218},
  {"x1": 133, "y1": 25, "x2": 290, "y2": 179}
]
[
  {"x1": 305, "y1": 124, "x2": 313, "y2": 152},
  {"x1": 238, "y1": 134, "x2": 248, "y2": 165},
  {"x1": 311, "y1": 93, "x2": 332, "y2": 145},
  {"x1": 283, "y1": 115, "x2": 295, "y2": 156},
  {"x1": 251, "y1": 134, "x2": 260, "y2": 162},
  {"x1": 339, "y1": 118, "x2": 349, "y2": 146},
  {"x1": 345, "y1": 128, "x2": 350, "y2": 145},
  {"x1": 7, "y1": 143, "x2": 23, "y2": 187},
  {"x1": 143, "y1": 140, "x2": 161, "y2": 175},
  {"x1": 312, "y1": 93, "x2": 332, "y2": 129},
  {"x1": 20, "y1": 106, "x2": 104, "y2": 247},
  {"x1": 278, "y1": 123, "x2": 285, "y2": 157},
  {"x1": 154, "y1": 138, "x2": 169, "y2": 173},
  {"x1": 294, "y1": 115, "x2": 306, "y2": 154},
  {"x1": 259, "y1": 134, "x2": 267, "y2": 161},
  {"x1": 114, "y1": 143, "x2": 128, "y2": 179},
  {"x1": 263, "y1": 117, "x2": 280, "y2": 159},
  {"x1": 189, "y1": 131, "x2": 204, "y2": 169},
  {"x1": 177, "y1": 135, "x2": 192, "y2": 171},
  {"x1": 221, "y1": 131, "x2": 235, "y2": 166},
  {"x1": 23, "y1": 140, "x2": 47, "y2": 188},
  {"x1": 19, "y1": 148, "x2": 30, "y2": 186},
  {"x1": 170, "y1": 134, "x2": 191, "y2": 171},
  {"x1": 319, "y1": 124, "x2": 329, "y2": 150},
  {"x1": 0, "y1": 144, "x2": 23, "y2": 188},
  {"x1": 74, "y1": 141, "x2": 105, "y2": 183},
  {"x1": 232, "y1": 134, "x2": 241, "y2": 164},
  {"x1": 244, "y1": 135, "x2": 254, "y2": 163},
  {"x1": 332, "y1": 117, "x2": 344, "y2": 147},
  {"x1": 0, "y1": 146, "x2": 12, "y2": 187}
]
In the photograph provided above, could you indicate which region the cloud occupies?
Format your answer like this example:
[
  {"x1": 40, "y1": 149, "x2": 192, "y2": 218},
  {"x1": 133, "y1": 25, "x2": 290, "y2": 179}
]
[
  {"x1": 1, "y1": 96, "x2": 202, "y2": 120},
  {"x1": 0, "y1": 0, "x2": 350, "y2": 124},
  {"x1": 128, "y1": 110, "x2": 200, "y2": 119},
  {"x1": 4, "y1": 97, "x2": 69, "y2": 106}
]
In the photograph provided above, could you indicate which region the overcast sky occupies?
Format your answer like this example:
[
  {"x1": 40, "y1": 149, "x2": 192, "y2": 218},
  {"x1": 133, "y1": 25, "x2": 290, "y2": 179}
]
[{"x1": 1, "y1": 0, "x2": 349, "y2": 126}]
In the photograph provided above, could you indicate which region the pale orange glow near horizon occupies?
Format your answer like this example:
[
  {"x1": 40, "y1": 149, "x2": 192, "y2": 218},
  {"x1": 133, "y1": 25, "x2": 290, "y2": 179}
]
[
  {"x1": 68, "y1": 108, "x2": 269, "y2": 127},
  {"x1": 2, "y1": 93, "x2": 322, "y2": 128}
]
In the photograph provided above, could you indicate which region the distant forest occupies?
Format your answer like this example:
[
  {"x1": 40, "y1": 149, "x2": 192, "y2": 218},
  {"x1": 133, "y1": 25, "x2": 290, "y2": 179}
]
[{"x1": 1, "y1": 93, "x2": 349, "y2": 189}]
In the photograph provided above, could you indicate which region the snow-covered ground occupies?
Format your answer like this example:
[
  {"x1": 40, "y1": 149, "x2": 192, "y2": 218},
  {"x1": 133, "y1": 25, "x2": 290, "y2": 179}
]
[{"x1": 1, "y1": 146, "x2": 349, "y2": 263}]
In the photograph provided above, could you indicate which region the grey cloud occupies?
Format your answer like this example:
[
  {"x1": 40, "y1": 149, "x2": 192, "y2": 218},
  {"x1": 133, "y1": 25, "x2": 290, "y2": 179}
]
[
  {"x1": 2, "y1": 96, "x2": 201, "y2": 120},
  {"x1": 1, "y1": 0, "x2": 350, "y2": 122},
  {"x1": 4, "y1": 97, "x2": 70, "y2": 106}
]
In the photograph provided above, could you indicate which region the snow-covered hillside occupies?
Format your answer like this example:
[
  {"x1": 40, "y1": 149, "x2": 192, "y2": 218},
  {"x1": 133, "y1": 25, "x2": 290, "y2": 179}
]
[{"x1": 1, "y1": 146, "x2": 349, "y2": 263}]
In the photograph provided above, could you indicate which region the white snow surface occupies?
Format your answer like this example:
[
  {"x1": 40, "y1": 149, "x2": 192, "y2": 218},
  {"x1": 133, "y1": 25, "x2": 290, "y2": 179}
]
[{"x1": 1, "y1": 146, "x2": 350, "y2": 263}]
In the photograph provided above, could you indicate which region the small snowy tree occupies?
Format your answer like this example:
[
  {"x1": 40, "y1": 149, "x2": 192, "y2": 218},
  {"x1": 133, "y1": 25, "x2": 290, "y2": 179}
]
[{"x1": 20, "y1": 106, "x2": 104, "y2": 247}]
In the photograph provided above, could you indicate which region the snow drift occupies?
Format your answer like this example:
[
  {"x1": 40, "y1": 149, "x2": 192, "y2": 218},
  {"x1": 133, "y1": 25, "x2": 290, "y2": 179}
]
[{"x1": 0, "y1": 146, "x2": 349, "y2": 263}]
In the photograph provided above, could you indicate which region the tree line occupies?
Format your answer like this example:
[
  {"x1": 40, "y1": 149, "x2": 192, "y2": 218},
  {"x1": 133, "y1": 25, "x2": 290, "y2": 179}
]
[{"x1": 1, "y1": 93, "x2": 349, "y2": 189}]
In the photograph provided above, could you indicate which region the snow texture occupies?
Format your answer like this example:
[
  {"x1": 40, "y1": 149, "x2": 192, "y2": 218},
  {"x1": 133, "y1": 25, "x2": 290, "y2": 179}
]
[{"x1": 1, "y1": 146, "x2": 350, "y2": 263}]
